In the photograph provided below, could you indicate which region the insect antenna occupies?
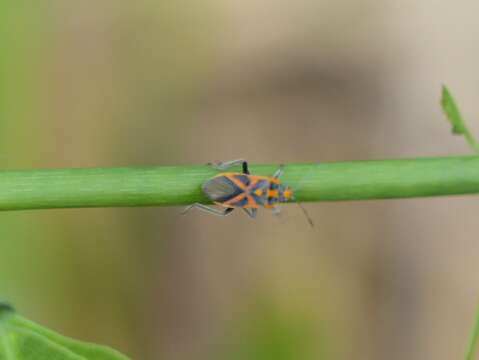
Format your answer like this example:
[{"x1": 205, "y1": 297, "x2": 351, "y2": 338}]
[
  {"x1": 297, "y1": 202, "x2": 314, "y2": 227},
  {"x1": 289, "y1": 163, "x2": 320, "y2": 227}
]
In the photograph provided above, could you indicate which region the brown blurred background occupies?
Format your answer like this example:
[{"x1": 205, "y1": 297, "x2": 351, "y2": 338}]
[{"x1": 1, "y1": 1, "x2": 479, "y2": 359}]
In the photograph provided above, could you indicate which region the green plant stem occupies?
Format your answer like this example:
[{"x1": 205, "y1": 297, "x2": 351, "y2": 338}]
[
  {"x1": 463, "y1": 132, "x2": 479, "y2": 153},
  {"x1": 0, "y1": 156, "x2": 478, "y2": 211},
  {"x1": 465, "y1": 303, "x2": 479, "y2": 360}
]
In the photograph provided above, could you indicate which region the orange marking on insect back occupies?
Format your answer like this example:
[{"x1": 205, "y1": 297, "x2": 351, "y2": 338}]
[
  {"x1": 219, "y1": 173, "x2": 248, "y2": 190},
  {"x1": 222, "y1": 192, "x2": 247, "y2": 206},
  {"x1": 245, "y1": 195, "x2": 259, "y2": 208},
  {"x1": 269, "y1": 177, "x2": 281, "y2": 184},
  {"x1": 268, "y1": 190, "x2": 279, "y2": 198},
  {"x1": 248, "y1": 175, "x2": 274, "y2": 183}
]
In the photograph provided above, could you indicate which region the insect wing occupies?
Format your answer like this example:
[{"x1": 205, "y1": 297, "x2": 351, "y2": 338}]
[{"x1": 202, "y1": 176, "x2": 243, "y2": 202}]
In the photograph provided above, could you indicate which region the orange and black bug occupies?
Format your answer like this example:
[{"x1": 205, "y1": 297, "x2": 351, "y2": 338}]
[{"x1": 182, "y1": 159, "x2": 313, "y2": 225}]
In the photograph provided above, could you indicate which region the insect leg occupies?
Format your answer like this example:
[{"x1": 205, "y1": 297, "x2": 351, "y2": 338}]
[
  {"x1": 272, "y1": 164, "x2": 285, "y2": 178},
  {"x1": 242, "y1": 208, "x2": 257, "y2": 218},
  {"x1": 209, "y1": 159, "x2": 249, "y2": 174},
  {"x1": 181, "y1": 203, "x2": 234, "y2": 217},
  {"x1": 271, "y1": 205, "x2": 287, "y2": 224}
]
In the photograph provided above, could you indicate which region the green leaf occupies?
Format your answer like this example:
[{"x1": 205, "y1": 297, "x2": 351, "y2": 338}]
[
  {"x1": 0, "y1": 303, "x2": 129, "y2": 360},
  {"x1": 441, "y1": 85, "x2": 479, "y2": 153},
  {"x1": 441, "y1": 85, "x2": 466, "y2": 134}
]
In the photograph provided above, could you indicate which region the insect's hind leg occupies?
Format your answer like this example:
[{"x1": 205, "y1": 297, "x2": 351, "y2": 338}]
[
  {"x1": 272, "y1": 206, "x2": 287, "y2": 224},
  {"x1": 242, "y1": 208, "x2": 257, "y2": 219},
  {"x1": 181, "y1": 203, "x2": 234, "y2": 217},
  {"x1": 209, "y1": 159, "x2": 249, "y2": 175}
]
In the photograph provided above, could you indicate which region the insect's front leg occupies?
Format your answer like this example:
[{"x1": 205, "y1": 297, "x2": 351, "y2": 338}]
[
  {"x1": 242, "y1": 208, "x2": 257, "y2": 219},
  {"x1": 272, "y1": 164, "x2": 285, "y2": 179},
  {"x1": 271, "y1": 205, "x2": 287, "y2": 224},
  {"x1": 272, "y1": 206, "x2": 281, "y2": 216},
  {"x1": 208, "y1": 159, "x2": 249, "y2": 175}
]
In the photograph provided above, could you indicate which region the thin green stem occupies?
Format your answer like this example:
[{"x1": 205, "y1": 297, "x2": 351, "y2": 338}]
[
  {"x1": 463, "y1": 131, "x2": 479, "y2": 154},
  {"x1": 0, "y1": 156, "x2": 478, "y2": 211},
  {"x1": 465, "y1": 303, "x2": 479, "y2": 360}
]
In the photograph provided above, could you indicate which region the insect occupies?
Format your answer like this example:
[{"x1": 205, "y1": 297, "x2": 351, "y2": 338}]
[{"x1": 182, "y1": 159, "x2": 314, "y2": 226}]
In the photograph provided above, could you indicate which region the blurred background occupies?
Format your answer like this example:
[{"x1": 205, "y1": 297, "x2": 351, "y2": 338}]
[{"x1": 1, "y1": 1, "x2": 479, "y2": 359}]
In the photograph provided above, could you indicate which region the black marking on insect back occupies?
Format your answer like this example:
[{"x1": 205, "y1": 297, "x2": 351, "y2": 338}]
[
  {"x1": 268, "y1": 195, "x2": 278, "y2": 206},
  {"x1": 251, "y1": 192, "x2": 265, "y2": 206},
  {"x1": 249, "y1": 180, "x2": 269, "y2": 206},
  {"x1": 251, "y1": 179, "x2": 269, "y2": 192},
  {"x1": 202, "y1": 176, "x2": 243, "y2": 202},
  {"x1": 234, "y1": 174, "x2": 250, "y2": 187}
]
